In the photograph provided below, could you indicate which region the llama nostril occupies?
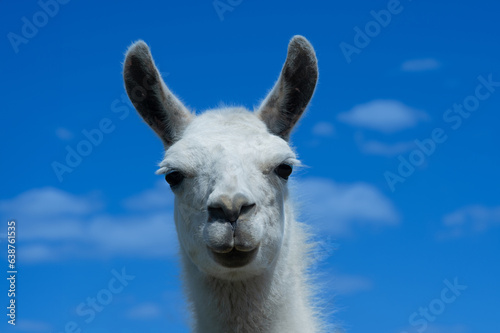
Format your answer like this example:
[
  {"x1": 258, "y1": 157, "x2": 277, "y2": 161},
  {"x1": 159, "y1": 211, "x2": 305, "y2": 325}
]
[
  {"x1": 239, "y1": 203, "x2": 256, "y2": 217},
  {"x1": 207, "y1": 196, "x2": 256, "y2": 223},
  {"x1": 207, "y1": 205, "x2": 227, "y2": 221}
]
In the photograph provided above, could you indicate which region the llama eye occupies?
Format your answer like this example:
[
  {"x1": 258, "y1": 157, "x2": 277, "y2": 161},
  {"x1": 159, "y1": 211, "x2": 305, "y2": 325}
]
[
  {"x1": 274, "y1": 164, "x2": 293, "y2": 180},
  {"x1": 165, "y1": 170, "x2": 185, "y2": 187}
]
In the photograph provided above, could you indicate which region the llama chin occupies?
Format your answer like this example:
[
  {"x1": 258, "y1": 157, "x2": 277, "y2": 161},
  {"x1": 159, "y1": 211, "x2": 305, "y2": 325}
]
[{"x1": 123, "y1": 35, "x2": 330, "y2": 333}]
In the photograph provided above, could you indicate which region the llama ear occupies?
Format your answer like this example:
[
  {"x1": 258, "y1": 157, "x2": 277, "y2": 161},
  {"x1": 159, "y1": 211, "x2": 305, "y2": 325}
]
[
  {"x1": 257, "y1": 36, "x2": 318, "y2": 141},
  {"x1": 123, "y1": 41, "x2": 193, "y2": 147}
]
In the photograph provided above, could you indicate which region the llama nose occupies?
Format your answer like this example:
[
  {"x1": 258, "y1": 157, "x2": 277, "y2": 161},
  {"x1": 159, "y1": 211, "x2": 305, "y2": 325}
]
[{"x1": 208, "y1": 193, "x2": 256, "y2": 223}]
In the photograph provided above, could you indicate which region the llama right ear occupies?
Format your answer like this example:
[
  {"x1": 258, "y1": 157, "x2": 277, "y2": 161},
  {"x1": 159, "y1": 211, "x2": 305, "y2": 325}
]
[
  {"x1": 257, "y1": 36, "x2": 318, "y2": 141},
  {"x1": 123, "y1": 41, "x2": 193, "y2": 147}
]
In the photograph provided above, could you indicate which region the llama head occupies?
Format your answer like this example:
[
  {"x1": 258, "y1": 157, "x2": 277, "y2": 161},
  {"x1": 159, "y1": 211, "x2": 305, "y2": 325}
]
[{"x1": 124, "y1": 36, "x2": 318, "y2": 280}]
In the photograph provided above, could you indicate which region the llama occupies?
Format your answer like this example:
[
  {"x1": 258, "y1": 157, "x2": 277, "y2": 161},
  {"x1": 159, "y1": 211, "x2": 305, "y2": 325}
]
[{"x1": 123, "y1": 35, "x2": 324, "y2": 333}]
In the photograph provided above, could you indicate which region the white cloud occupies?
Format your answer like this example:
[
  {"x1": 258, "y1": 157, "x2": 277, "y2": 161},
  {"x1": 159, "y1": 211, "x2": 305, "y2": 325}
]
[
  {"x1": 0, "y1": 186, "x2": 178, "y2": 263},
  {"x1": 19, "y1": 218, "x2": 86, "y2": 241},
  {"x1": 123, "y1": 180, "x2": 174, "y2": 211},
  {"x1": 18, "y1": 244, "x2": 64, "y2": 263},
  {"x1": 401, "y1": 58, "x2": 441, "y2": 72},
  {"x1": 0, "y1": 187, "x2": 101, "y2": 218},
  {"x1": 312, "y1": 121, "x2": 335, "y2": 137},
  {"x1": 354, "y1": 133, "x2": 415, "y2": 156},
  {"x1": 15, "y1": 319, "x2": 53, "y2": 332},
  {"x1": 20, "y1": 213, "x2": 178, "y2": 263},
  {"x1": 358, "y1": 140, "x2": 415, "y2": 156},
  {"x1": 88, "y1": 213, "x2": 177, "y2": 257},
  {"x1": 331, "y1": 273, "x2": 373, "y2": 295},
  {"x1": 439, "y1": 205, "x2": 500, "y2": 239},
  {"x1": 127, "y1": 302, "x2": 162, "y2": 320},
  {"x1": 294, "y1": 178, "x2": 399, "y2": 237},
  {"x1": 338, "y1": 99, "x2": 428, "y2": 133}
]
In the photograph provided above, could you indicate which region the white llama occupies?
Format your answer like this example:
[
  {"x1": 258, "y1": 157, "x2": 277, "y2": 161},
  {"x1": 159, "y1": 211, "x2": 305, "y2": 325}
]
[{"x1": 123, "y1": 35, "x2": 324, "y2": 333}]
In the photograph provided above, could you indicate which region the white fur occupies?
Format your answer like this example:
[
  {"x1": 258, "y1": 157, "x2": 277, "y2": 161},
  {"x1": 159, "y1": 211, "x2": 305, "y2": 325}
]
[
  {"x1": 162, "y1": 109, "x2": 323, "y2": 332},
  {"x1": 124, "y1": 36, "x2": 327, "y2": 333}
]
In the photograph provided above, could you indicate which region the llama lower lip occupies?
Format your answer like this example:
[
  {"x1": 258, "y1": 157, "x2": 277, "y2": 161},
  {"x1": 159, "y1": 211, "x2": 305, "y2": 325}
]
[{"x1": 209, "y1": 247, "x2": 258, "y2": 268}]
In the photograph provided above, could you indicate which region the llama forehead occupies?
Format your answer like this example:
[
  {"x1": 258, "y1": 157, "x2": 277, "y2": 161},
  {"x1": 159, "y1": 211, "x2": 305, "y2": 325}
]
[
  {"x1": 187, "y1": 108, "x2": 269, "y2": 139},
  {"x1": 158, "y1": 108, "x2": 298, "y2": 174}
]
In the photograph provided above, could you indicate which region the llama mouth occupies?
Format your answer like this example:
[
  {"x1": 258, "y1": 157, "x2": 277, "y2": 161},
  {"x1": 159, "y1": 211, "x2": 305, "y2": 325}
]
[{"x1": 209, "y1": 247, "x2": 258, "y2": 268}]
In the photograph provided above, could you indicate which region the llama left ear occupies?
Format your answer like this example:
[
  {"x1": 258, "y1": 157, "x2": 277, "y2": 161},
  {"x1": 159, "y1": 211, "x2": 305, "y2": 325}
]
[
  {"x1": 257, "y1": 35, "x2": 318, "y2": 141},
  {"x1": 123, "y1": 41, "x2": 193, "y2": 147}
]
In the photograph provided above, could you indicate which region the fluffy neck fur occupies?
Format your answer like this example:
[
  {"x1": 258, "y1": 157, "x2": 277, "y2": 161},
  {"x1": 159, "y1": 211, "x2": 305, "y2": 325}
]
[{"x1": 179, "y1": 203, "x2": 321, "y2": 333}]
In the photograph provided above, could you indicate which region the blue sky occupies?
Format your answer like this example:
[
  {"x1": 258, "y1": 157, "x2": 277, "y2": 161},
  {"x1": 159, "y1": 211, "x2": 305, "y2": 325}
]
[{"x1": 1, "y1": 0, "x2": 500, "y2": 332}]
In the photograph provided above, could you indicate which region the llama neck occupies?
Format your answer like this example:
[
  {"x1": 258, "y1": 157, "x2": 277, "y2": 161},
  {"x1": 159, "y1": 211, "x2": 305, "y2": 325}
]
[{"x1": 180, "y1": 213, "x2": 319, "y2": 333}]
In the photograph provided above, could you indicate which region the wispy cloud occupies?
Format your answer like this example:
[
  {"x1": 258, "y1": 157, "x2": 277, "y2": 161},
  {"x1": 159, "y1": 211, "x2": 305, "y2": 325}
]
[
  {"x1": 401, "y1": 58, "x2": 441, "y2": 72},
  {"x1": 127, "y1": 302, "x2": 163, "y2": 320},
  {"x1": 331, "y1": 273, "x2": 373, "y2": 295},
  {"x1": 354, "y1": 133, "x2": 415, "y2": 156},
  {"x1": 358, "y1": 140, "x2": 415, "y2": 156},
  {"x1": 15, "y1": 319, "x2": 53, "y2": 332},
  {"x1": 438, "y1": 205, "x2": 500, "y2": 239},
  {"x1": 295, "y1": 178, "x2": 399, "y2": 237},
  {"x1": 0, "y1": 187, "x2": 101, "y2": 218},
  {"x1": 312, "y1": 121, "x2": 335, "y2": 137},
  {"x1": 338, "y1": 99, "x2": 428, "y2": 133},
  {"x1": 123, "y1": 180, "x2": 174, "y2": 211},
  {"x1": 0, "y1": 184, "x2": 178, "y2": 263}
]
